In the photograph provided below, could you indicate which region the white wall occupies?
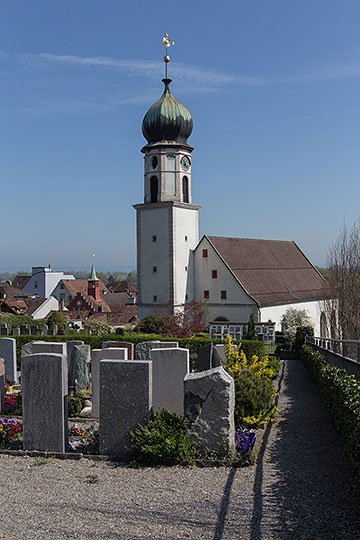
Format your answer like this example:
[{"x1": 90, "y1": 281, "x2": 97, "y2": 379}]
[
  {"x1": 32, "y1": 296, "x2": 60, "y2": 320},
  {"x1": 173, "y1": 205, "x2": 199, "y2": 306},
  {"x1": 24, "y1": 267, "x2": 75, "y2": 298},
  {"x1": 260, "y1": 300, "x2": 322, "y2": 334}
]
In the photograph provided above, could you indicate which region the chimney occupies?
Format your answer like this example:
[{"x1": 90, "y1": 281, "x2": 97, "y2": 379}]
[{"x1": 60, "y1": 298, "x2": 65, "y2": 310}]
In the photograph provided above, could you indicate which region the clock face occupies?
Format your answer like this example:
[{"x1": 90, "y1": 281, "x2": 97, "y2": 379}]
[{"x1": 181, "y1": 156, "x2": 191, "y2": 171}]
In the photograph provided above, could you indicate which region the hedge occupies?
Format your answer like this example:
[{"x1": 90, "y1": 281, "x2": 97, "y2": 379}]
[
  {"x1": 301, "y1": 345, "x2": 360, "y2": 471},
  {"x1": 13, "y1": 333, "x2": 266, "y2": 369}
]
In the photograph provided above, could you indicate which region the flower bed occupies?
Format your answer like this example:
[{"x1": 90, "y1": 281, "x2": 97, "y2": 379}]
[{"x1": 0, "y1": 418, "x2": 23, "y2": 446}]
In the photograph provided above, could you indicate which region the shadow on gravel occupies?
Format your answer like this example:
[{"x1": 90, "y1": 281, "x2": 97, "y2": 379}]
[
  {"x1": 252, "y1": 359, "x2": 360, "y2": 540},
  {"x1": 213, "y1": 466, "x2": 237, "y2": 540}
]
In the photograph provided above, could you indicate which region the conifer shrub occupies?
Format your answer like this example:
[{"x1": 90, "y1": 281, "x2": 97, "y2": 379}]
[
  {"x1": 233, "y1": 375, "x2": 275, "y2": 428},
  {"x1": 128, "y1": 408, "x2": 197, "y2": 466}
]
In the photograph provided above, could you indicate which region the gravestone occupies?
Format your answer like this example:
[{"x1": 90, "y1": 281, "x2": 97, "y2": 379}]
[
  {"x1": 42, "y1": 324, "x2": 48, "y2": 335},
  {"x1": 196, "y1": 343, "x2": 221, "y2": 372},
  {"x1": 30, "y1": 325, "x2": 38, "y2": 336},
  {"x1": 214, "y1": 344, "x2": 236, "y2": 367},
  {"x1": 22, "y1": 353, "x2": 68, "y2": 452},
  {"x1": 102, "y1": 341, "x2": 135, "y2": 360},
  {"x1": 69, "y1": 344, "x2": 90, "y2": 391},
  {"x1": 151, "y1": 348, "x2": 189, "y2": 415},
  {"x1": 184, "y1": 366, "x2": 235, "y2": 456},
  {"x1": 0, "y1": 324, "x2": 8, "y2": 336},
  {"x1": 58, "y1": 328, "x2": 65, "y2": 335},
  {"x1": 12, "y1": 327, "x2": 20, "y2": 336},
  {"x1": 91, "y1": 348, "x2": 128, "y2": 418},
  {"x1": 20, "y1": 325, "x2": 30, "y2": 335},
  {"x1": 66, "y1": 340, "x2": 84, "y2": 384},
  {"x1": 21, "y1": 342, "x2": 34, "y2": 359},
  {"x1": 0, "y1": 358, "x2": 5, "y2": 414},
  {"x1": 0, "y1": 338, "x2": 17, "y2": 382},
  {"x1": 31, "y1": 341, "x2": 67, "y2": 358},
  {"x1": 135, "y1": 341, "x2": 179, "y2": 361},
  {"x1": 100, "y1": 359, "x2": 152, "y2": 459}
]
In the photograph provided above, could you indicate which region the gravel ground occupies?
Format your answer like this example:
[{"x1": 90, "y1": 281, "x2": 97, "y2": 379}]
[{"x1": 1, "y1": 359, "x2": 360, "y2": 540}]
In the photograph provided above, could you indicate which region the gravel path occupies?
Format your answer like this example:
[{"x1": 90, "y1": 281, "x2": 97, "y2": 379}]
[{"x1": 1, "y1": 360, "x2": 359, "y2": 539}]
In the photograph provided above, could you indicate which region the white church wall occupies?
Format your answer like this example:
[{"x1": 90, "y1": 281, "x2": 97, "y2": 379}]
[
  {"x1": 173, "y1": 205, "x2": 199, "y2": 307},
  {"x1": 194, "y1": 236, "x2": 257, "y2": 322},
  {"x1": 260, "y1": 300, "x2": 322, "y2": 334}
]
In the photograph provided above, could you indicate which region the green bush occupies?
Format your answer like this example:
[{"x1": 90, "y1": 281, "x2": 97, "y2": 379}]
[
  {"x1": 233, "y1": 374, "x2": 274, "y2": 428},
  {"x1": 68, "y1": 396, "x2": 84, "y2": 418},
  {"x1": 128, "y1": 408, "x2": 197, "y2": 466},
  {"x1": 294, "y1": 325, "x2": 314, "y2": 350},
  {"x1": 238, "y1": 340, "x2": 265, "y2": 359},
  {"x1": 301, "y1": 345, "x2": 360, "y2": 470}
]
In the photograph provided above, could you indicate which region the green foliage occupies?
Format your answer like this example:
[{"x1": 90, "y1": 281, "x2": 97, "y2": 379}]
[
  {"x1": 281, "y1": 307, "x2": 312, "y2": 339},
  {"x1": 135, "y1": 314, "x2": 166, "y2": 334},
  {"x1": 293, "y1": 325, "x2": 314, "y2": 351},
  {"x1": 115, "y1": 327, "x2": 124, "y2": 335},
  {"x1": 242, "y1": 314, "x2": 257, "y2": 340},
  {"x1": 83, "y1": 320, "x2": 112, "y2": 335},
  {"x1": 301, "y1": 345, "x2": 360, "y2": 470},
  {"x1": 128, "y1": 408, "x2": 197, "y2": 466},
  {"x1": 0, "y1": 314, "x2": 44, "y2": 332},
  {"x1": 47, "y1": 311, "x2": 67, "y2": 330},
  {"x1": 68, "y1": 396, "x2": 84, "y2": 418},
  {"x1": 238, "y1": 340, "x2": 265, "y2": 359},
  {"x1": 233, "y1": 374, "x2": 275, "y2": 428}
]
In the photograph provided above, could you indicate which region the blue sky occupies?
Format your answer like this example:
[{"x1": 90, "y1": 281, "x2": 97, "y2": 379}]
[{"x1": 1, "y1": 0, "x2": 360, "y2": 271}]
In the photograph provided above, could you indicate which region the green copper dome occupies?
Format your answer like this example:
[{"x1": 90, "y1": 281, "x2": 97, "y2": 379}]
[{"x1": 142, "y1": 78, "x2": 193, "y2": 146}]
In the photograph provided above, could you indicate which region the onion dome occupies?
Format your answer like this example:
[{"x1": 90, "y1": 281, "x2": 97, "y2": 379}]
[{"x1": 142, "y1": 79, "x2": 193, "y2": 146}]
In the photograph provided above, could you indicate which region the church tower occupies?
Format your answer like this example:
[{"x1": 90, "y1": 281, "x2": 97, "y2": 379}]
[{"x1": 134, "y1": 35, "x2": 201, "y2": 319}]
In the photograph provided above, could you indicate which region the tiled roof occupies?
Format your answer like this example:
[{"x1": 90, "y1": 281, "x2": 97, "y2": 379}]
[
  {"x1": 207, "y1": 236, "x2": 328, "y2": 306},
  {"x1": 106, "y1": 281, "x2": 137, "y2": 293},
  {"x1": 104, "y1": 291, "x2": 136, "y2": 308},
  {"x1": 61, "y1": 279, "x2": 108, "y2": 297},
  {"x1": 88, "y1": 305, "x2": 138, "y2": 325},
  {"x1": 0, "y1": 284, "x2": 31, "y2": 298},
  {"x1": 12, "y1": 275, "x2": 31, "y2": 289}
]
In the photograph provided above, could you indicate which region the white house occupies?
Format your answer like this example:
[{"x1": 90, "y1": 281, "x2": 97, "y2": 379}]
[{"x1": 23, "y1": 266, "x2": 75, "y2": 298}]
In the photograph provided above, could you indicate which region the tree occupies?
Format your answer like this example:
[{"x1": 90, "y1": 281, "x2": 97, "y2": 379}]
[
  {"x1": 84, "y1": 320, "x2": 111, "y2": 335},
  {"x1": 47, "y1": 311, "x2": 67, "y2": 330},
  {"x1": 281, "y1": 307, "x2": 311, "y2": 339},
  {"x1": 142, "y1": 300, "x2": 209, "y2": 338},
  {"x1": 322, "y1": 219, "x2": 360, "y2": 340},
  {"x1": 242, "y1": 314, "x2": 257, "y2": 340}
]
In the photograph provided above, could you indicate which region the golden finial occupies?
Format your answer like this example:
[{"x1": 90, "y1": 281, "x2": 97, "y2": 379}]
[{"x1": 162, "y1": 32, "x2": 175, "y2": 78}]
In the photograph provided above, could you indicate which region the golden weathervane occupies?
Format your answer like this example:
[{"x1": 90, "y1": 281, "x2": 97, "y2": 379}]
[{"x1": 162, "y1": 32, "x2": 175, "y2": 78}]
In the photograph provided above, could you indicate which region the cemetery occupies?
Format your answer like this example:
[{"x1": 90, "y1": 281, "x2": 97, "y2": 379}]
[{"x1": 0, "y1": 334, "x2": 280, "y2": 466}]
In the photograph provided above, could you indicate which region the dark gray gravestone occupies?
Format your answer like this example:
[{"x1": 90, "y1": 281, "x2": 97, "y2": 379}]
[
  {"x1": 58, "y1": 328, "x2": 65, "y2": 335},
  {"x1": 103, "y1": 341, "x2": 135, "y2": 360},
  {"x1": 22, "y1": 353, "x2": 68, "y2": 452},
  {"x1": 66, "y1": 340, "x2": 84, "y2": 383},
  {"x1": 0, "y1": 338, "x2": 17, "y2": 382},
  {"x1": 21, "y1": 326, "x2": 30, "y2": 335},
  {"x1": 196, "y1": 343, "x2": 217, "y2": 371},
  {"x1": 69, "y1": 344, "x2": 90, "y2": 390},
  {"x1": 0, "y1": 324, "x2": 8, "y2": 336},
  {"x1": 135, "y1": 341, "x2": 179, "y2": 361},
  {"x1": 184, "y1": 366, "x2": 235, "y2": 456},
  {"x1": 30, "y1": 326, "x2": 38, "y2": 336},
  {"x1": 99, "y1": 360, "x2": 152, "y2": 459},
  {"x1": 0, "y1": 358, "x2": 5, "y2": 414},
  {"x1": 91, "y1": 348, "x2": 128, "y2": 418}
]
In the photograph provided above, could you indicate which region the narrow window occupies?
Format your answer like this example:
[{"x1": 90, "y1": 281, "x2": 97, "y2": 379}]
[
  {"x1": 34, "y1": 281, "x2": 38, "y2": 288},
  {"x1": 185, "y1": 294, "x2": 188, "y2": 301},
  {"x1": 202, "y1": 249, "x2": 208, "y2": 258},
  {"x1": 204, "y1": 290, "x2": 209, "y2": 299},
  {"x1": 151, "y1": 155, "x2": 158, "y2": 169},
  {"x1": 212, "y1": 270, "x2": 217, "y2": 278},
  {"x1": 153, "y1": 295, "x2": 157, "y2": 302},
  {"x1": 153, "y1": 266, "x2": 157, "y2": 273},
  {"x1": 185, "y1": 266, "x2": 188, "y2": 272},
  {"x1": 221, "y1": 290, "x2": 227, "y2": 300},
  {"x1": 152, "y1": 235, "x2": 157, "y2": 242},
  {"x1": 184, "y1": 236, "x2": 188, "y2": 241},
  {"x1": 150, "y1": 176, "x2": 158, "y2": 203},
  {"x1": 182, "y1": 176, "x2": 189, "y2": 203}
]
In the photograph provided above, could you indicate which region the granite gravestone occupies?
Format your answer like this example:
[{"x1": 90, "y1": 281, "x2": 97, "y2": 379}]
[
  {"x1": 102, "y1": 341, "x2": 135, "y2": 360},
  {"x1": 69, "y1": 344, "x2": 90, "y2": 391},
  {"x1": 0, "y1": 338, "x2": 17, "y2": 382},
  {"x1": 66, "y1": 340, "x2": 84, "y2": 385},
  {"x1": 22, "y1": 353, "x2": 68, "y2": 452},
  {"x1": 91, "y1": 348, "x2": 128, "y2": 418},
  {"x1": 196, "y1": 343, "x2": 221, "y2": 372},
  {"x1": 135, "y1": 341, "x2": 179, "y2": 361},
  {"x1": 99, "y1": 359, "x2": 152, "y2": 459},
  {"x1": 0, "y1": 324, "x2": 8, "y2": 336},
  {"x1": 151, "y1": 348, "x2": 189, "y2": 415},
  {"x1": 184, "y1": 366, "x2": 235, "y2": 456}
]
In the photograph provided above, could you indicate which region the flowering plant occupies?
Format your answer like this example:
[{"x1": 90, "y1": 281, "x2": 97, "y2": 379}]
[
  {"x1": 68, "y1": 425, "x2": 86, "y2": 437},
  {"x1": 0, "y1": 418, "x2": 23, "y2": 445},
  {"x1": 235, "y1": 429, "x2": 256, "y2": 452},
  {"x1": 4, "y1": 392, "x2": 22, "y2": 415}
]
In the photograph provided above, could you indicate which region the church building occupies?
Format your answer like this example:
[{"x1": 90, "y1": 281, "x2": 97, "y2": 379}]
[{"x1": 134, "y1": 40, "x2": 327, "y2": 336}]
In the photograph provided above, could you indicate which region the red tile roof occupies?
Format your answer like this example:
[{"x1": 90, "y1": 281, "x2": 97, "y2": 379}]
[{"x1": 207, "y1": 236, "x2": 328, "y2": 306}]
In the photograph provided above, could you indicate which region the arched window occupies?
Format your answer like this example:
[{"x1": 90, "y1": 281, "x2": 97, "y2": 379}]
[
  {"x1": 182, "y1": 176, "x2": 189, "y2": 203},
  {"x1": 150, "y1": 176, "x2": 158, "y2": 203},
  {"x1": 214, "y1": 316, "x2": 229, "y2": 322}
]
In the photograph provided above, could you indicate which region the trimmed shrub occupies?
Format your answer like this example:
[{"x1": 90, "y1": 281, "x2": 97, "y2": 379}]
[
  {"x1": 233, "y1": 374, "x2": 274, "y2": 428},
  {"x1": 293, "y1": 325, "x2": 314, "y2": 350},
  {"x1": 128, "y1": 408, "x2": 197, "y2": 466},
  {"x1": 301, "y1": 345, "x2": 360, "y2": 470}
]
